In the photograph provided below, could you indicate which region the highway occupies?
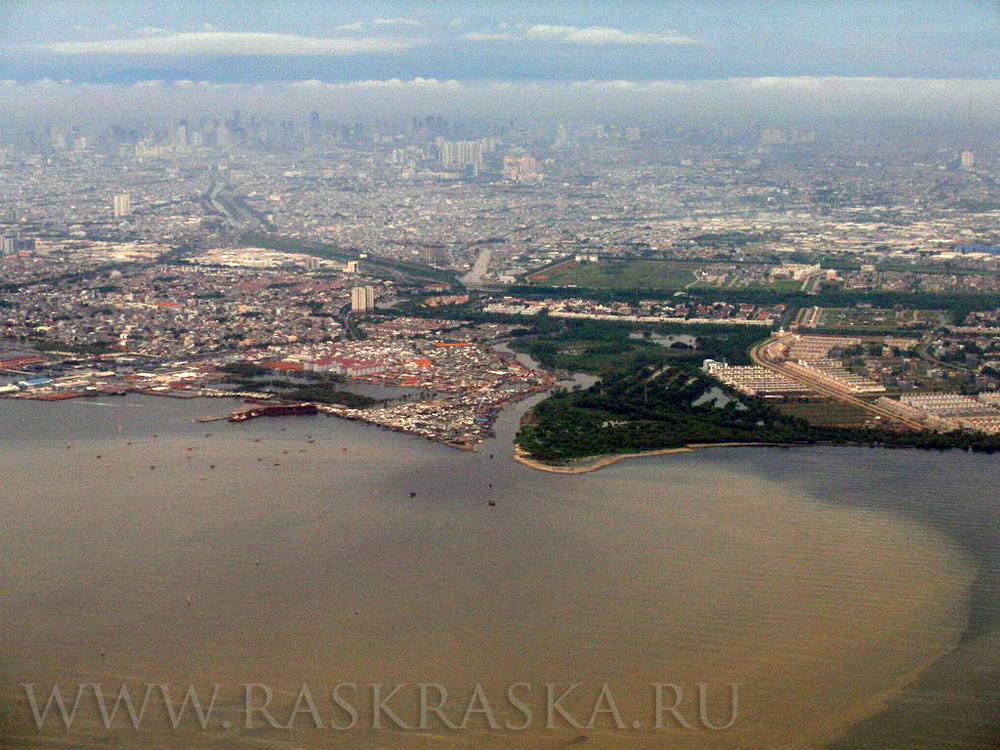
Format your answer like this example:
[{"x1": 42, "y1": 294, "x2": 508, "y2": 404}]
[{"x1": 460, "y1": 245, "x2": 495, "y2": 287}]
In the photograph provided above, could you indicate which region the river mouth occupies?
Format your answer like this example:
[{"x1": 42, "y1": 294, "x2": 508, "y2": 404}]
[{"x1": 0, "y1": 392, "x2": 989, "y2": 749}]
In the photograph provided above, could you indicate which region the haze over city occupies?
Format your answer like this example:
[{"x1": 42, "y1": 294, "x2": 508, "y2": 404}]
[{"x1": 1, "y1": 1, "x2": 998, "y2": 122}]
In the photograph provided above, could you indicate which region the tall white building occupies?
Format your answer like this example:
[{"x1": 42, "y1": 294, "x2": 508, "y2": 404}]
[
  {"x1": 439, "y1": 140, "x2": 484, "y2": 170},
  {"x1": 960, "y1": 150, "x2": 975, "y2": 169},
  {"x1": 112, "y1": 193, "x2": 131, "y2": 218},
  {"x1": 351, "y1": 286, "x2": 375, "y2": 313}
]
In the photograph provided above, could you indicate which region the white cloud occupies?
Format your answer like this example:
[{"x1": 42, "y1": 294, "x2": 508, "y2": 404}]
[
  {"x1": 520, "y1": 24, "x2": 699, "y2": 45},
  {"x1": 334, "y1": 21, "x2": 364, "y2": 32},
  {"x1": 344, "y1": 77, "x2": 460, "y2": 89},
  {"x1": 35, "y1": 32, "x2": 418, "y2": 56},
  {"x1": 733, "y1": 76, "x2": 825, "y2": 90},
  {"x1": 372, "y1": 17, "x2": 422, "y2": 27},
  {"x1": 462, "y1": 32, "x2": 511, "y2": 41},
  {"x1": 134, "y1": 26, "x2": 171, "y2": 37},
  {"x1": 289, "y1": 77, "x2": 461, "y2": 90}
]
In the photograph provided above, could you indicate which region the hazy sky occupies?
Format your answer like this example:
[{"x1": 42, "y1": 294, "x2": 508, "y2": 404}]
[{"x1": 1, "y1": 1, "x2": 998, "y2": 123}]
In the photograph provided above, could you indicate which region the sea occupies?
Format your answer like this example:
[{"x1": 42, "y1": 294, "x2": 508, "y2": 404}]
[{"x1": 0, "y1": 387, "x2": 997, "y2": 749}]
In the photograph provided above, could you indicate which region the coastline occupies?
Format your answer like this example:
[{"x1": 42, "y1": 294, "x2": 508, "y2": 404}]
[{"x1": 513, "y1": 441, "x2": 803, "y2": 474}]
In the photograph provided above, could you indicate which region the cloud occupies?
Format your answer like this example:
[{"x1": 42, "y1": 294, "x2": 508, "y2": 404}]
[
  {"x1": 520, "y1": 25, "x2": 699, "y2": 45},
  {"x1": 372, "y1": 17, "x2": 422, "y2": 27},
  {"x1": 35, "y1": 31, "x2": 418, "y2": 56},
  {"x1": 462, "y1": 32, "x2": 511, "y2": 41},
  {"x1": 733, "y1": 76, "x2": 825, "y2": 90},
  {"x1": 334, "y1": 21, "x2": 364, "y2": 32},
  {"x1": 134, "y1": 26, "x2": 171, "y2": 37},
  {"x1": 290, "y1": 77, "x2": 461, "y2": 90}
]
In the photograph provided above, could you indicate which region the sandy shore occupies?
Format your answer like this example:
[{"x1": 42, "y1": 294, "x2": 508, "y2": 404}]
[{"x1": 514, "y1": 441, "x2": 802, "y2": 474}]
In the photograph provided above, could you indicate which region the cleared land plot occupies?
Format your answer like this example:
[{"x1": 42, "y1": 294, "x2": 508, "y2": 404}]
[{"x1": 534, "y1": 260, "x2": 698, "y2": 290}]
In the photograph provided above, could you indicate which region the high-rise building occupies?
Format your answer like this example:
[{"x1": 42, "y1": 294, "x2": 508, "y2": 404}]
[
  {"x1": 174, "y1": 119, "x2": 188, "y2": 148},
  {"x1": 1, "y1": 236, "x2": 35, "y2": 255},
  {"x1": 960, "y1": 150, "x2": 975, "y2": 169},
  {"x1": 502, "y1": 154, "x2": 540, "y2": 182},
  {"x1": 421, "y1": 246, "x2": 447, "y2": 265},
  {"x1": 625, "y1": 126, "x2": 641, "y2": 142},
  {"x1": 351, "y1": 286, "x2": 375, "y2": 313},
  {"x1": 112, "y1": 193, "x2": 131, "y2": 218},
  {"x1": 439, "y1": 140, "x2": 484, "y2": 170}
]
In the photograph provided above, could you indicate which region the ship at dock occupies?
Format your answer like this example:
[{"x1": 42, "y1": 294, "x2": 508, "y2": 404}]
[{"x1": 228, "y1": 403, "x2": 318, "y2": 422}]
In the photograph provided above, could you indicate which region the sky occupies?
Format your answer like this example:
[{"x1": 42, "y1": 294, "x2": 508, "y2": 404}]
[{"x1": 1, "y1": 1, "x2": 998, "y2": 123}]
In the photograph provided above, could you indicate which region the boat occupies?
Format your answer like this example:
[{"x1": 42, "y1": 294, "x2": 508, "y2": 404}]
[{"x1": 228, "y1": 403, "x2": 318, "y2": 422}]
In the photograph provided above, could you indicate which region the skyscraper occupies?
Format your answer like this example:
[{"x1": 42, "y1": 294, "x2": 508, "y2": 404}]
[
  {"x1": 960, "y1": 150, "x2": 975, "y2": 169},
  {"x1": 439, "y1": 140, "x2": 484, "y2": 170},
  {"x1": 351, "y1": 286, "x2": 375, "y2": 313},
  {"x1": 112, "y1": 193, "x2": 131, "y2": 218},
  {"x1": 1, "y1": 236, "x2": 35, "y2": 255}
]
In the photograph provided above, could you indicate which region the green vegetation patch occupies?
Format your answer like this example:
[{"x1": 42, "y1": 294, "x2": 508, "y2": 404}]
[
  {"x1": 775, "y1": 399, "x2": 875, "y2": 427},
  {"x1": 515, "y1": 335, "x2": 1000, "y2": 464},
  {"x1": 509, "y1": 319, "x2": 769, "y2": 373},
  {"x1": 538, "y1": 260, "x2": 698, "y2": 291}
]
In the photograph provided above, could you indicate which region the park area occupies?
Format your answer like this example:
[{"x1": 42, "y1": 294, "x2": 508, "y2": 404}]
[{"x1": 527, "y1": 259, "x2": 698, "y2": 290}]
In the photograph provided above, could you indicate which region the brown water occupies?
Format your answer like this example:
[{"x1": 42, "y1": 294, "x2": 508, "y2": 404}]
[{"x1": 0, "y1": 395, "x2": 993, "y2": 748}]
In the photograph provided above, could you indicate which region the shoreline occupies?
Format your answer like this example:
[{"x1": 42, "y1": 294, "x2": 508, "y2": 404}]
[
  {"x1": 513, "y1": 438, "x2": 1000, "y2": 475},
  {"x1": 513, "y1": 441, "x2": 806, "y2": 474}
]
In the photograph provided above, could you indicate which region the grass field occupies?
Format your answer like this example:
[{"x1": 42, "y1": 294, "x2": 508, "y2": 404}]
[
  {"x1": 532, "y1": 259, "x2": 698, "y2": 290},
  {"x1": 805, "y1": 307, "x2": 948, "y2": 331},
  {"x1": 776, "y1": 399, "x2": 877, "y2": 427}
]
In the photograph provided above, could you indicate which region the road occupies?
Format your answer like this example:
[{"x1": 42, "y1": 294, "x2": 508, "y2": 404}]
[
  {"x1": 460, "y1": 245, "x2": 494, "y2": 287},
  {"x1": 750, "y1": 337, "x2": 925, "y2": 430}
]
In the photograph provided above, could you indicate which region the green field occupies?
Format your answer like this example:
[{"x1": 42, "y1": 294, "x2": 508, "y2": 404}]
[
  {"x1": 805, "y1": 306, "x2": 948, "y2": 331},
  {"x1": 533, "y1": 260, "x2": 698, "y2": 290},
  {"x1": 776, "y1": 399, "x2": 877, "y2": 427}
]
